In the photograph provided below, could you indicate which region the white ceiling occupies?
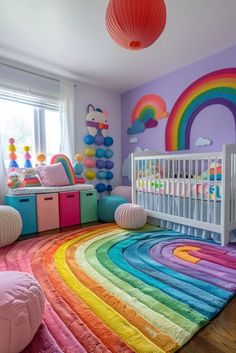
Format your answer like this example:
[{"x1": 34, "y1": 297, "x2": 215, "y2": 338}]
[{"x1": 0, "y1": 0, "x2": 236, "y2": 93}]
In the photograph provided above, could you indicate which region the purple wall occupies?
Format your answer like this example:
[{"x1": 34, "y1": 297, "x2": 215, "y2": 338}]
[{"x1": 121, "y1": 45, "x2": 236, "y2": 185}]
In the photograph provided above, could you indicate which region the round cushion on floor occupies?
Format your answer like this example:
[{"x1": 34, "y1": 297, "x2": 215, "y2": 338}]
[
  {"x1": 115, "y1": 203, "x2": 147, "y2": 229},
  {"x1": 111, "y1": 185, "x2": 132, "y2": 203},
  {"x1": 0, "y1": 206, "x2": 22, "y2": 247},
  {"x1": 98, "y1": 195, "x2": 128, "y2": 222},
  {"x1": 0, "y1": 271, "x2": 45, "y2": 353}
]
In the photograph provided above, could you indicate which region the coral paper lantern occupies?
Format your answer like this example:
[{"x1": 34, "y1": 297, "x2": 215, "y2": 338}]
[{"x1": 106, "y1": 0, "x2": 166, "y2": 50}]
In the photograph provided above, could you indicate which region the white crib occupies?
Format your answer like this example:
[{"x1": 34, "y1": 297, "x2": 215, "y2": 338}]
[{"x1": 131, "y1": 144, "x2": 236, "y2": 246}]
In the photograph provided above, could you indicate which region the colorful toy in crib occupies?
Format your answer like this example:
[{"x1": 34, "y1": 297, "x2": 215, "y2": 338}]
[
  {"x1": 51, "y1": 154, "x2": 85, "y2": 184},
  {"x1": 209, "y1": 164, "x2": 222, "y2": 181},
  {"x1": 7, "y1": 171, "x2": 25, "y2": 189},
  {"x1": 8, "y1": 138, "x2": 19, "y2": 168},
  {"x1": 138, "y1": 160, "x2": 162, "y2": 179},
  {"x1": 23, "y1": 168, "x2": 41, "y2": 187},
  {"x1": 202, "y1": 162, "x2": 222, "y2": 181},
  {"x1": 23, "y1": 146, "x2": 33, "y2": 168},
  {"x1": 193, "y1": 183, "x2": 221, "y2": 200}
]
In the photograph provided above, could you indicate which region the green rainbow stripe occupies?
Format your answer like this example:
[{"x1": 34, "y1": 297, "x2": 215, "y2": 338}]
[{"x1": 165, "y1": 68, "x2": 236, "y2": 151}]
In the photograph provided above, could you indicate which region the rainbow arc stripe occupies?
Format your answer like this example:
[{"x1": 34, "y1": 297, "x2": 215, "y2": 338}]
[{"x1": 165, "y1": 68, "x2": 236, "y2": 151}]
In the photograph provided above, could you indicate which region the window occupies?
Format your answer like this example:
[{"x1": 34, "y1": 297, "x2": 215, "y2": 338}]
[{"x1": 0, "y1": 93, "x2": 61, "y2": 167}]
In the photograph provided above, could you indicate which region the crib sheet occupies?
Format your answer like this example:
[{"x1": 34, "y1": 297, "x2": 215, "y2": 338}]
[{"x1": 136, "y1": 178, "x2": 221, "y2": 201}]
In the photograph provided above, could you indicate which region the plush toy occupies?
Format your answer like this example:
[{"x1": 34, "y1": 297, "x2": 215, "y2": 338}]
[{"x1": 7, "y1": 171, "x2": 25, "y2": 189}]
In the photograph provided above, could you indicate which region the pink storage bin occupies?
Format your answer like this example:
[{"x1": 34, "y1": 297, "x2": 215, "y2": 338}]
[
  {"x1": 36, "y1": 193, "x2": 59, "y2": 232},
  {"x1": 59, "y1": 191, "x2": 80, "y2": 228}
]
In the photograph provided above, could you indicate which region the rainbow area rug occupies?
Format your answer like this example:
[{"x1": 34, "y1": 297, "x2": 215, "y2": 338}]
[{"x1": 0, "y1": 224, "x2": 236, "y2": 353}]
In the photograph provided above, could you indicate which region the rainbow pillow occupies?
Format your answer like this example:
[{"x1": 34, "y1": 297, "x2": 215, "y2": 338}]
[{"x1": 50, "y1": 154, "x2": 76, "y2": 185}]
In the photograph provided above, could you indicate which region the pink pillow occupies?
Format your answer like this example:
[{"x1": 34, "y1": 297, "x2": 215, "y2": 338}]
[{"x1": 36, "y1": 163, "x2": 70, "y2": 187}]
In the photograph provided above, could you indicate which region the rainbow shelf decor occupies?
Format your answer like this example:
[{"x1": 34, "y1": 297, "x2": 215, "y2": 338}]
[
  {"x1": 1, "y1": 224, "x2": 236, "y2": 353},
  {"x1": 165, "y1": 68, "x2": 236, "y2": 151},
  {"x1": 127, "y1": 94, "x2": 168, "y2": 135}
]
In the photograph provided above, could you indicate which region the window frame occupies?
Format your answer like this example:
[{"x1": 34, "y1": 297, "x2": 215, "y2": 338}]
[{"x1": 0, "y1": 94, "x2": 61, "y2": 167}]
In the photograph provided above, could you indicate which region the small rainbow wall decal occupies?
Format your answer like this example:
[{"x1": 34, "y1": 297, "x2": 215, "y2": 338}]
[
  {"x1": 127, "y1": 94, "x2": 168, "y2": 135},
  {"x1": 131, "y1": 94, "x2": 168, "y2": 123},
  {"x1": 165, "y1": 68, "x2": 236, "y2": 151}
]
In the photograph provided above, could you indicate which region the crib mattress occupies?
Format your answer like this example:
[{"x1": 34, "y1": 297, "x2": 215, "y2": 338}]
[
  {"x1": 8, "y1": 183, "x2": 94, "y2": 195},
  {"x1": 136, "y1": 178, "x2": 221, "y2": 201}
]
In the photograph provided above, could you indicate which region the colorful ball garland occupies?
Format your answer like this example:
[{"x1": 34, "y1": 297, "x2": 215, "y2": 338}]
[
  {"x1": 82, "y1": 131, "x2": 114, "y2": 192},
  {"x1": 96, "y1": 148, "x2": 105, "y2": 158}
]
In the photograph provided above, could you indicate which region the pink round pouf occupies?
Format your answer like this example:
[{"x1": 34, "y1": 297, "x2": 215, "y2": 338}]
[
  {"x1": 115, "y1": 203, "x2": 147, "y2": 229},
  {"x1": 0, "y1": 271, "x2": 45, "y2": 353},
  {"x1": 111, "y1": 186, "x2": 132, "y2": 203}
]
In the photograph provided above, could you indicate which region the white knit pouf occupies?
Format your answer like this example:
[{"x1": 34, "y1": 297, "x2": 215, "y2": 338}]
[
  {"x1": 115, "y1": 203, "x2": 147, "y2": 230},
  {"x1": 0, "y1": 206, "x2": 22, "y2": 247}
]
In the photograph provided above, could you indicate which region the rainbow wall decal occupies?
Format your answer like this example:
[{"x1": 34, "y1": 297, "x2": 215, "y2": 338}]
[
  {"x1": 165, "y1": 68, "x2": 236, "y2": 151},
  {"x1": 127, "y1": 94, "x2": 168, "y2": 135}
]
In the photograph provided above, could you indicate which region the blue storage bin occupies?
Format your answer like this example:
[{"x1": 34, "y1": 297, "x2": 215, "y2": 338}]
[{"x1": 5, "y1": 195, "x2": 37, "y2": 235}]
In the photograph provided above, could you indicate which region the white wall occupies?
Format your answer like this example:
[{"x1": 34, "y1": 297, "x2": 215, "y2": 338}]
[{"x1": 75, "y1": 81, "x2": 122, "y2": 188}]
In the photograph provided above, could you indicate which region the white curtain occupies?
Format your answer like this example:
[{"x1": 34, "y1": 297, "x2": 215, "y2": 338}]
[
  {"x1": 0, "y1": 134, "x2": 7, "y2": 204},
  {"x1": 59, "y1": 81, "x2": 75, "y2": 161}
]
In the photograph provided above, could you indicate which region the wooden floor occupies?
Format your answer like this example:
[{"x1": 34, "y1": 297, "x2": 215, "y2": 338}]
[
  {"x1": 20, "y1": 225, "x2": 236, "y2": 353},
  {"x1": 179, "y1": 296, "x2": 236, "y2": 353}
]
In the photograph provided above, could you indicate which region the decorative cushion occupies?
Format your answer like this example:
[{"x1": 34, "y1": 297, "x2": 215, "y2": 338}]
[
  {"x1": 0, "y1": 206, "x2": 22, "y2": 247},
  {"x1": 115, "y1": 203, "x2": 147, "y2": 229},
  {"x1": 111, "y1": 185, "x2": 132, "y2": 203},
  {"x1": 0, "y1": 271, "x2": 45, "y2": 353},
  {"x1": 98, "y1": 195, "x2": 128, "y2": 222},
  {"x1": 36, "y1": 163, "x2": 70, "y2": 187}
]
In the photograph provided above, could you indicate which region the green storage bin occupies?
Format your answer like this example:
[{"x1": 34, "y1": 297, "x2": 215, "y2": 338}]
[{"x1": 80, "y1": 189, "x2": 98, "y2": 223}]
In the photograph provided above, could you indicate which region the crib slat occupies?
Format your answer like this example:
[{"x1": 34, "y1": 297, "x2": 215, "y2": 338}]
[
  {"x1": 213, "y1": 156, "x2": 217, "y2": 224},
  {"x1": 188, "y1": 157, "x2": 191, "y2": 220},
  {"x1": 183, "y1": 158, "x2": 186, "y2": 218},
  {"x1": 173, "y1": 159, "x2": 175, "y2": 218},
  {"x1": 177, "y1": 159, "x2": 180, "y2": 217},
  {"x1": 201, "y1": 158, "x2": 204, "y2": 222},
  {"x1": 194, "y1": 156, "x2": 197, "y2": 220},
  {"x1": 207, "y1": 157, "x2": 210, "y2": 223},
  {"x1": 168, "y1": 159, "x2": 170, "y2": 214},
  {"x1": 163, "y1": 159, "x2": 166, "y2": 214},
  {"x1": 232, "y1": 154, "x2": 236, "y2": 222}
]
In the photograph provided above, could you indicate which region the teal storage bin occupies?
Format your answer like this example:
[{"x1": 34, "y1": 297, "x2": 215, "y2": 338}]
[
  {"x1": 5, "y1": 195, "x2": 37, "y2": 235},
  {"x1": 80, "y1": 189, "x2": 98, "y2": 223}
]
